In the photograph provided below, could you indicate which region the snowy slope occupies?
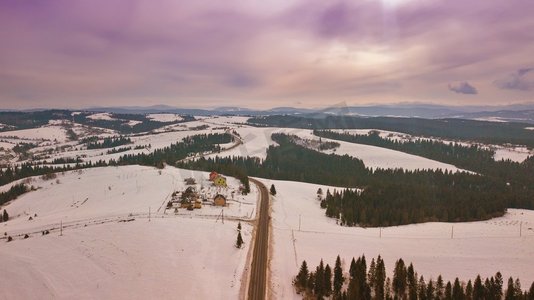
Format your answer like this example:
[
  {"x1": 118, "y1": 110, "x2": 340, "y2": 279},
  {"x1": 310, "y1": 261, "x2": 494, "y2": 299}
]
[
  {"x1": 257, "y1": 178, "x2": 534, "y2": 299},
  {"x1": 0, "y1": 166, "x2": 258, "y2": 299}
]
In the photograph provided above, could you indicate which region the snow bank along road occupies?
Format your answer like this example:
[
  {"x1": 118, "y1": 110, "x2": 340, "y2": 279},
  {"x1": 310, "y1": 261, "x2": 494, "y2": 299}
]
[{"x1": 248, "y1": 178, "x2": 270, "y2": 300}]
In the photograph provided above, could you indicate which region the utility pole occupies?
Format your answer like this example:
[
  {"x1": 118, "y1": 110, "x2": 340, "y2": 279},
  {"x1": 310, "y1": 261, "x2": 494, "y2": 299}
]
[
  {"x1": 380, "y1": 227, "x2": 382, "y2": 238},
  {"x1": 520, "y1": 221, "x2": 523, "y2": 237},
  {"x1": 299, "y1": 214, "x2": 301, "y2": 231},
  {"x1": 222, "y1": 209, "x2": 224, "y2": 224},
  {"x1": 149, "y1": 207, "x2": 151, "y2": 222},
  {"x1": 60, "y1": 220, "x2": 63, "y2": 236},
  {"x1": 451, "y1": 225, "x2": 454, "y2": 239}
]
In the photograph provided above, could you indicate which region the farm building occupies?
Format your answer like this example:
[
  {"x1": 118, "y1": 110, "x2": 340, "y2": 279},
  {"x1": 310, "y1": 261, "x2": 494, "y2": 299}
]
[
  {"x1": 209, "y1": 171, "x2": 219, "y2": 181},
  {"x1": 213, "y1": 175, "x2": 227, "y2": 187},
  {"x1": 213, "y1": 194, "x2": 227, "y2": 206}
]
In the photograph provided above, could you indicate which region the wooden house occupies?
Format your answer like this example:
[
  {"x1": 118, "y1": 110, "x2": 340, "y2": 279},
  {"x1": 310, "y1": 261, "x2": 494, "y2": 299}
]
[
  {"x1": 213, "y1": 175, "x2": 227, "y2": 187},
  {"x1": 209, "y1": 171, "x2": 219, "y2": 181},
  {"x1": 213, "y1": 194, "x2": 227, "y2": 206}
]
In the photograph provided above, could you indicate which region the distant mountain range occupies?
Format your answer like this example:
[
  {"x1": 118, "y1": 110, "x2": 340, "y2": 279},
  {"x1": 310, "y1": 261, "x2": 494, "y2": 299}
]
[{"x1": 83, "y1": 103, "x2": 534, "y2": 124}]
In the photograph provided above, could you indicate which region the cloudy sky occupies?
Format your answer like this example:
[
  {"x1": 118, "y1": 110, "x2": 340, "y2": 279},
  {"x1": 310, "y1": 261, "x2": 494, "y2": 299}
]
[{"x1": 1, "y1": 0, "x2": 533, "y2": 109}]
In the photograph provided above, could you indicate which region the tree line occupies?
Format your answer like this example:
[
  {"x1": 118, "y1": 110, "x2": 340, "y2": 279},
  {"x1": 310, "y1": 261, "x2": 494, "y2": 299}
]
[
  {"x1": 85, "y1": 136, "x2": 132, "y2": 149},
  {"x1": 248, "y1": 115, "x2": 534, "y2": 148},
  {"x1": 294, "y1": 255, "x2": 534, "y2": 300}
]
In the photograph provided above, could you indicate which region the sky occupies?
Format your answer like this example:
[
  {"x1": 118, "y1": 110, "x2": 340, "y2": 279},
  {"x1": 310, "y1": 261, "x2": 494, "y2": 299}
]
[{"x1": 1, "y1": 0, "x2": 533, "y2": 109}]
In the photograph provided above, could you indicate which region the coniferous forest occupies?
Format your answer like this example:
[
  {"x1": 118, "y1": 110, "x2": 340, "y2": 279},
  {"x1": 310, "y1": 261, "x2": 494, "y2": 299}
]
[
  {"x1": 179, "y1": 133, "x2": 534, "y2": 226},
  {"x1": 294, "y1": 255, "x2": 534, "y2": 300}
]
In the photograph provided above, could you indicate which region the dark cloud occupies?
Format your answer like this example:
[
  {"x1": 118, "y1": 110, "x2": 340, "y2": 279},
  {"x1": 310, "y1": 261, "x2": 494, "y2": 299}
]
[
  {"x1": 448, "y1": 82, "x2": 478, "y2": 95},
  {"x1": 494, "y1": 68, "x2": 534, "y2": 91}
]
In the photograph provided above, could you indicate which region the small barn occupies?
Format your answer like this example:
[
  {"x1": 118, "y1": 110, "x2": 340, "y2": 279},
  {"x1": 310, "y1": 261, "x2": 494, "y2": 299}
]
[
  {"x1": 213, "y1": 194, "x2": 227, "y2": 206},
  {"x1": 213, "y1": 175, "x2": 227, "y2": 187},
  {"x1": 209, "y1": 171, "x2": 219, "y2": 181}
]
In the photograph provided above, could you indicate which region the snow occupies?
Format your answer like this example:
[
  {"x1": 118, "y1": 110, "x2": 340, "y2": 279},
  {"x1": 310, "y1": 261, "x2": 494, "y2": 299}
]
[
  {"x1": 260, "y1": 178, "x2": 534, "y2": 299},
  {"x1": 207, "y1": 127, "x2": 464, "y2": 172},
  {"x1": 147, "y1": 113, "x2": 184, "y2": 122},
  {"x1": 0, "y1": 165, "x2": 258, "y2": 299},
  {"x1": 0, "y1": 126, "x2": 68, "y2": 143},
  {"x1": 493, "y1": 146, "x2": 532, "y2": 162},
  {"x1": 87, "y1": 113, "x2": 116, "y2": 121},
  {"x1": 473, "y1": 117, "x2": 509, "y2": 123},
  {"x1": 125, "y1": 120, "x2": 142, "y2": 127}
]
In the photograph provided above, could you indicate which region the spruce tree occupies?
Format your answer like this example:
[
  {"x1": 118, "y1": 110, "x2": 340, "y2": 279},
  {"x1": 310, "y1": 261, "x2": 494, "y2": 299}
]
[
  {"x1": 473, "y1": 276, "x2": 484, "y2": 300},
  {"x1": 466, "y1": 280, "x2": 473, "y2": 300},
  {"x1": 308, "y1": 272, "x2": 316, "y2": 292},
  {"x1": 452, "y1": 278, "x2": 465, "y2": 300},
  {"x1": 368, "y1": 258, "x2": 376, "y2": 291},
  {"x1": 237, "y1": 221, "x2": 242, "y2": 231},
  {"x1": 315, "y1": 260, "x2": 325, "y2": 298},
  {"x1": 495, "y1": 272, "x2": 504, "y2": 299},
  {"x1": 528, "y1": 281, "x2": 534, "y2": 300},
  {"x1": 436, "y1": 275, "x2": 445, "y2": 299},
  {"x1": 295, "y1": 260, "x2": 309, "y2": 290},
  {"x1": 375, "y1": 256, "x2": 386, "y2": 300},
  {"x1": 505, "y1": 277, "x2": 515, "y2": 300},
  {"x1": 2, "y1": 209, "x2": 8, "y2": 222},
  {"x1": 418, "y1": 276, "x2": 427, "y2": 300},
  {"x1": 325, "y1": 264, "x2": 333, "y2": 296},
  {"x1": 393, "y1": 258, "x2": 407, "y2": 299},
  {"x1": 270, "y1": 184, "x2": 276, "y2": 196},
  {"x1": 426, "y1": 279, "x2": 434, "y2": 300},
  {"x1": 407, "y1": 263, "x2": 418, "y2": 300},
  {"x1": 349, "y1": 257, "x2": 357, "y2": 279},
  {"x1": 235, "y1": 231, "x2": 244, "y2": 248},
  {"x1": 445, "y1": 281, "x2": 452, "y2": 300},
  {"x1": 334, "y1": 255, "x2": 345, "y2": 296}
]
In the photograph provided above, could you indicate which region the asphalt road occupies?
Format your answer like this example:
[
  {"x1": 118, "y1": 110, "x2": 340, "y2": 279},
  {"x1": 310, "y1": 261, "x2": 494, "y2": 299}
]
[{"x1": 248, "y1": 178, "x2": 270, "y2": 300}]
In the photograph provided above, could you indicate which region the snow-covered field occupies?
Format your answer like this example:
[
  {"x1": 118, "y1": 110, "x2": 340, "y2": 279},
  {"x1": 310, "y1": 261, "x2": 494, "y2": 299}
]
[
  {"x1": 87, "y1": 112, "x2": 116, "y2": 121},
  {"x1": 0, "y1": 125, "x2": 68, "y2": 143},
  {"x1": 147, "y1": 113, "x2": 183, "y2": 122},
  {"x1": 261, "y1": 178, "x2": 534, "y2": 299},
  {"x1": 207, "y1": 126, "x2": 464, "y2": 172},
  {"x1": 0, "y1": 166, "x2": 258, "y2": 299}
]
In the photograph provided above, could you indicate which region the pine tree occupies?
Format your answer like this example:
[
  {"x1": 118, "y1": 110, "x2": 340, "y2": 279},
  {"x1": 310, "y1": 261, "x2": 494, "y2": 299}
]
[
  {"x1": 407, "y1": 263, "x2": 418, "y2": 300},
  {"x1": 334, "y1": 255, "x2": 345, "y2": 296},
  {"x1": 426, "y1": 279, "x2": 434, "y2": 300},
  {"x1": 445, "y1": 281, "x2": 452, "y2": 300},
  {"x1": 368, "y1": 258, "x2": 376, "y2": 291},
  {"x1": 418, "y1": 276, "x2": 427, "y2": 300},
  {"x1": 452, "y1": 278, "x2": 465, "y2": 300},
  {"x1": 350, "y1": 257, "x2": 357, "y2": 279},
  {"x1": 2, "y1": 209, "x2": 8, "y2": 222},
  {"x1": 436, "y1": 275, "x2": 445, "y2": 299},
  {"x1": 270, "y1": 184, "x2": 277, "y2": 196},
  {"x1": 375, "y1": 256, "x2": 386, "y2": 300},
  {"x1": 325, "y1": 264, "x2": 333, "y2": 296},
  {"x1": 473, "y1": 275, "x2": 484, "y2": 300},
  {"x1": 315, "y1": 260, "x2": 325, "y2": 298},
  {"x1": 505, "y1": 277, "x2": 516, "y2": 300},
  {"x1": 308, "y1": 272, "x2": 316, "y2": 292},
  {"x1": 235, "y1": 231, "x2": 244, "y2": 248},
  {"x1": 295, "y1": 260, "x2": 309, "y2": 290},
  {"x1": 237, "y1": 221, "x2": 242, "y2": 231},
  {"x1": 495, "y1": 272, "x2": 504, "y2": 299},
  {"x1": 466, "y1": 280, "x2": 473, "y2": 300},
  {"x1": 527, "y1": 281, "x2": 534, "y2": 300},
  {"x1": 393, "y1": 258, "x2": 407, "y2": 299}
]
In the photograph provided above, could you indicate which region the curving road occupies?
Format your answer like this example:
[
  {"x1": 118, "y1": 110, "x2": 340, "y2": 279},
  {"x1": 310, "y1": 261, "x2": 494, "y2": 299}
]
[{"x1": 248, "y1": 178, "x2": 270, "y2": 300}]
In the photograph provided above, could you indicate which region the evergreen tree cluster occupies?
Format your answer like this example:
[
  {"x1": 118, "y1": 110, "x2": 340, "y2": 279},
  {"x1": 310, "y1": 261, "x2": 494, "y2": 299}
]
[
  {"x1": 314, "y1": 130, "x2": 496, "y2": 171},
  {"x1": 182, "y1": 133, "x2": 534, "y2": 226},
  {"x1": 118, "y1": 133, "x2": 232, "y2": 168},
  {"x1": 85, "y1": 136, "x2": 132, "y2": 149},
  {"x1": 294, "y1": 255, "x2": 534, "y2": 300},
  {"x1": 0, "y1": 183, "x2": 29, "y2": 207}
]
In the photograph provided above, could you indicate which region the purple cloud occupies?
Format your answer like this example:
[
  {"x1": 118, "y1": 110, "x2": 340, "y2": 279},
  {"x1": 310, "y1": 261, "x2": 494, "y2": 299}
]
[
  {"x1": 494, "y1": 68, "x2": 534, "y2": 91},
  {"x1": 448, "y1": 82, "x2": 478, "y2": 95}
]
